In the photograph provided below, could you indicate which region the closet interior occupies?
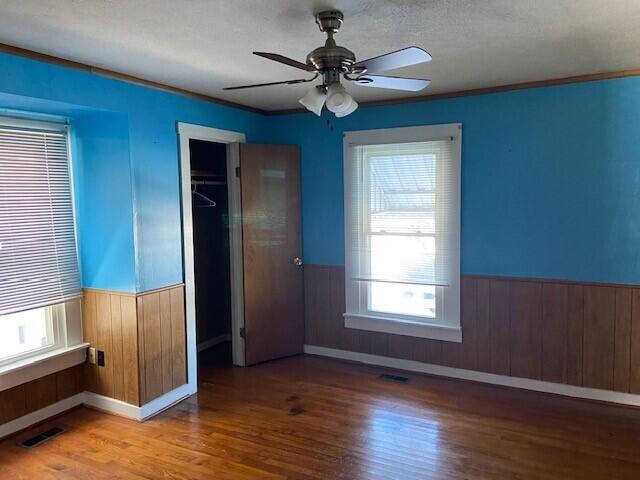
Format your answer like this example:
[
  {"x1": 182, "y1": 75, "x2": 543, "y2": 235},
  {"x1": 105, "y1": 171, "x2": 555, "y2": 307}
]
[{"x1": 190, "y1": 139, "x2": 233, "y2": 367}]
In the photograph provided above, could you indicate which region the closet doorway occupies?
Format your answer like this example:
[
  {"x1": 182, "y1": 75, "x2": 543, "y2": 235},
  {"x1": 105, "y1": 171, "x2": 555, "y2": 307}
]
[
  {"x1": 190, "y1": 139, "x2": 233, "y2": 367},
  {"x1": 178, "y1": 123, "x2": 304, "y2": 392},
  {"x1": 178, "y1": 124, "x2": 246, "y2": 393}
]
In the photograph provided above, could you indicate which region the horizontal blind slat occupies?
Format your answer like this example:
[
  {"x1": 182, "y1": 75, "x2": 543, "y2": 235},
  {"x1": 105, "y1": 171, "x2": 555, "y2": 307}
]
[{"x1": 0, "y1": 124, "x2": 80, "y2": 316}]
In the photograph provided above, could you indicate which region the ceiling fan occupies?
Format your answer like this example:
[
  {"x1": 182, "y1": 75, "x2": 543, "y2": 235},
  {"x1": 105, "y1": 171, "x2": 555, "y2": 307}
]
[{"x1": 224, "y1": 10, "x2": 432, "y2": 117}]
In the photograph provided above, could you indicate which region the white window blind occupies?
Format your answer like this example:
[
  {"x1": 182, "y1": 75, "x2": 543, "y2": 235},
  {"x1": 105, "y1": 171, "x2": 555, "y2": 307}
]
[
  {"x1": 345, "y1": 139, "x2": 456, "y2": 288},
  {"x1": 0, "y1": 121, "x2": 81, "y2": 316},
  {"x1": 343, "y1": 124, "x2": 461, "y2": 342}
]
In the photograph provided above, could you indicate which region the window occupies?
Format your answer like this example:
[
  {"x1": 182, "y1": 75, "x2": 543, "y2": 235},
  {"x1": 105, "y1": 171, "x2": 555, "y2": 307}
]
[
  {"x1": 0, "y1": 116, "x2": 83, "y2": 370},
  {"x1": 0, "y1": 307, "x2": 56, "y2": 364},
  {"x1": 343, "y1": 124, "x2": 461, "y2": 342}
]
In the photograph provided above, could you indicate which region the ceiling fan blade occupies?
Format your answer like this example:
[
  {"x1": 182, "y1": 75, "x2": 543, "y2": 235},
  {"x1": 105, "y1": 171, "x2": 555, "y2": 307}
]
[
  {"x1": 223, "y1": 76, "x2": 317, "y2": 91},
  {"x1": 355, "y1": 75, "x2": 431, "y2": 92},
  {"x1": 253, "y1": 52, "x2": 316, "y2": 72},
  {"x1": 352, "y1": 47, "x2": 432, "y2": 74}
]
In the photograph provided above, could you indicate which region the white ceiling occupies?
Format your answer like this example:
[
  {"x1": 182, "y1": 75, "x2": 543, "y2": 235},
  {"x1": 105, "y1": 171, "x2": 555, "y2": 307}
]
[{"x1": 1, "y1": 0, "x2": 640, "y2": 111}]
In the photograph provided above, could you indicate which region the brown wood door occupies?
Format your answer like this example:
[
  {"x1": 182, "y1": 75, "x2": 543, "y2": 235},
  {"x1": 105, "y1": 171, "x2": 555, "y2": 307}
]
[{"x1": 239, "y1": 144, "x2": 304, "y2": 365}]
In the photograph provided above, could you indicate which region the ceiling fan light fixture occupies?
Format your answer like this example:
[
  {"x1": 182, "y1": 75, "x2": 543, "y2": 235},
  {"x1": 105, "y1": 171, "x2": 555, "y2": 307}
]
[
  {"x1": 226, "y1": 11, "x2": 432, "y2": 114},
  {"x1": 326, "y1": 83, "x2": 353, "y2": 114},
  {"x1": 335, "y1": 99, "x2": 358, "y2": 117},
  {"x1": 298, "y1": 86, "x2": 327, "y2": 116}
]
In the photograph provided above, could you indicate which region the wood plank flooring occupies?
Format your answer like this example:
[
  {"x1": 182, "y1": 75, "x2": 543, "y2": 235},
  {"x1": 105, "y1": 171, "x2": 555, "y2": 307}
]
[{"x1": 1, "y1": 355, "x2": 640, "y2": 479}]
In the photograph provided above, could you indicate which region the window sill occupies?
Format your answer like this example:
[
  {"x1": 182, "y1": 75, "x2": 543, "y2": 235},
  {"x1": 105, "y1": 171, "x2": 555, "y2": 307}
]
[
  {"x1": 0, "y1": 343, "x2": 89, "y2": 392},
  {"x1": 344, "y1": 313, "x2": 462, "y2": 343}
]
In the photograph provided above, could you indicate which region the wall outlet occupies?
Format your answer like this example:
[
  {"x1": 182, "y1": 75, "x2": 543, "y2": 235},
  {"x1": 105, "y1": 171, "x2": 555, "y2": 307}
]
[
  {"x1": 97, "y1": 350, "x2": 105, "y2": 367},
  {"x1": 87, "y1": 347, "x2": 97, "y2": 364}
]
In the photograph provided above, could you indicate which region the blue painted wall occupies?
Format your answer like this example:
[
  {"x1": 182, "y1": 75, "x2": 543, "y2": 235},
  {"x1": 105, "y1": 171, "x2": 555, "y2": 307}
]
[
  {"x1": 0, "y1": 52, "x2": 267, "y2": 292},
  {"x1": 266, "y1": 78, "x2": 640, "y2": 284},
  {"x1": 3, "y1": 49, "x2": 640, "y2": 289},
  {"x1": 73, "y1": 112, "x2": 136, "y2": 291}
]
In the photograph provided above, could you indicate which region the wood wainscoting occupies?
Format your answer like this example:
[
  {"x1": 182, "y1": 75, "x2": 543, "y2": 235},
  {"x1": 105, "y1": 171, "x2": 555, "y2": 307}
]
[
  {"x1": 136, "y1": 286, "x2": 187, "y2": 404},
  {"x1": 304, "y1": 265, "x2": 640, "y2": 394},
  {"x1": 0, "y1": 365, "x2": 83, "y2": 425},
  {"x1": 83, "y1": 284, "x2": 186, "y2": 406},
  {"x1": 82, "y1": 290, "x2": 139, "y2": 404}
]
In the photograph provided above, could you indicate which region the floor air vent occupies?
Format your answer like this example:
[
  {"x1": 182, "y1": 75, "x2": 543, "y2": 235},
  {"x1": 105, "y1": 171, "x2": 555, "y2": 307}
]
[
  {"x1": 20, "y1": 427, "x2": 64, "y2": 448},
  {"x1": 379, "y1": 373, "x2": 410, "y2": 383}
]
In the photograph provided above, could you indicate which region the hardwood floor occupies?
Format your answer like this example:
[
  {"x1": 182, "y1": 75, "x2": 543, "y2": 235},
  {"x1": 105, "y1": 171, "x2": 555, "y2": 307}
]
[{"x1": 1, "y1": 355, "x2": 639, "y2": 479}]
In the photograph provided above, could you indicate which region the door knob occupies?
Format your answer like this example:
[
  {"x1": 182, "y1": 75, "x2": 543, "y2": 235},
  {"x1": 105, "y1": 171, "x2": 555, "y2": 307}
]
[{"x1": 293, "y1": 257, "x2": 303, "y2": 266}]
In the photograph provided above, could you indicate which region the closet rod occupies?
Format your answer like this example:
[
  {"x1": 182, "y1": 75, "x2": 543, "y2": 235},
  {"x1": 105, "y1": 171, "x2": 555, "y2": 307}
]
[
  {"x1": 191, "y1": 170, "x2": 226, "y2": 178},
  {"x1": 191, "y1": 179, "x2": 226, "y2": 186}
]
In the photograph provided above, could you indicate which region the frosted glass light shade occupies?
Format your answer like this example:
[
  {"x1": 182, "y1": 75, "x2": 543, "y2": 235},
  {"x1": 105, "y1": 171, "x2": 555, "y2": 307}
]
[
  {"x1": 335, "y1": 99, "x2": 358, "y2": 117},
  {"x1": 326, "y1": 83, "x2": 353, "y2": 114},
  {"x1": 299, "y1": 87, "x2": 327, "y2": 116}
]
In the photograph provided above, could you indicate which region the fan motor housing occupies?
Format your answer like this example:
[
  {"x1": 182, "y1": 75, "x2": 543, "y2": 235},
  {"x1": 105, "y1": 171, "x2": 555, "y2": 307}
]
[
  {"x1": 308, "y1": 10, "x2": 356, "y2": 73},
  {"x1": 306, "y1": 41, "x2": 356, "y2": 72}
]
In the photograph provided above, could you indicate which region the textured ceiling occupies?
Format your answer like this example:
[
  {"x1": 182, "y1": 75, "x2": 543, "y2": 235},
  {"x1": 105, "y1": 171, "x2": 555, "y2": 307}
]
[{"x1": 1, "y1": 0, "x2": 640, "y2": 111}]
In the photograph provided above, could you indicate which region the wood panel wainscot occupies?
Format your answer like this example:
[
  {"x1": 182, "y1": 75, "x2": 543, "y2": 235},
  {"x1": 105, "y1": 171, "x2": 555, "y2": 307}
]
[
  {"x1": 0, "y1": 365, "x2": 83, "y2": 425},
  {"x1": 82, "y1": 284, "x2": 186, "y2": 406},
  {"x1": 304, "y1": 265, "x2": 640, "y2": 394}
]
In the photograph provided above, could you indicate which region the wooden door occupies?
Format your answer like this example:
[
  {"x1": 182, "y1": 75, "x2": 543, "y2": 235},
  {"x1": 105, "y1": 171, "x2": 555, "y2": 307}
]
[{"x1": 239, "y1": 144, "x2": 304, "y2": 365}]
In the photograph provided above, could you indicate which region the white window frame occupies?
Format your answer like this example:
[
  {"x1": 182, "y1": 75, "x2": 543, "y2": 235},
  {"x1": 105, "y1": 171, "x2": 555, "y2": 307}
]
[
  {"x1": 0, "y1": 305, "x2": 59, "y2": 367},
  {"x1": 343, "y1": 123, "x2": 462, "y2": 343},
  {"x1": 0, "y1": 115, "x2": 87, "y2": 391}
]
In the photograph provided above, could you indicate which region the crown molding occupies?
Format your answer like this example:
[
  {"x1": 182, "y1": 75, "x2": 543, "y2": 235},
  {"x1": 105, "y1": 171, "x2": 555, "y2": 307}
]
[
  {"x1": 0, "y1": 43, "x2": 266, "y2": 114},
  {"x1": 265, "y1": 67, "x2": 640, "y2": 115},
  {"x1": 2, "y1": 43, "x2": 640, "y2": 117}
]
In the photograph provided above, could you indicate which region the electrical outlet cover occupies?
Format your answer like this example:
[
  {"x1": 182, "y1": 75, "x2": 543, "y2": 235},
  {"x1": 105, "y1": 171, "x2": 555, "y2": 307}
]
[{"x1": 87, "y1": 347, "x2": 97, "y2": 364}]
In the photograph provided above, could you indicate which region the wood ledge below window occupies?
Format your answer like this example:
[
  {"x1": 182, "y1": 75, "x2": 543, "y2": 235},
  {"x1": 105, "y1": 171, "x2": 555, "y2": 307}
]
[
  {"x1": 0, "y1": 343, "x2": 88, "y2": 392},
  {"x1": 344, "y1": 313, "x2": 462, "y2": 343}
]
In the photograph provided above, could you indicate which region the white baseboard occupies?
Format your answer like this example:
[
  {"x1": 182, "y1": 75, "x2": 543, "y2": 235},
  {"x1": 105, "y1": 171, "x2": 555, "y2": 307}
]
[
  {"x1": 304, "y1": 344, "x2": 640, "y2": 407},
  {"x1": 84, "y1": 383, "x2": 194, "y2": 421},
  {"x1": 197, "y1": 334, "x2": 232, "y2": 352},
  {"x1": 1, "y1": 384, "x2": 195, "y2": 440},
  {"x1": 139, "y1": 383, "x2": 194, "y2": 420},
  {"x1": 0, "y1": 393, "x2": 83, "y2": 440},
  {"x1": 1, "y1": 375, "x2": 196, "y2": 440},
  {"x1": 83, "y1": 391, "x2": 142, "y2": 420}
]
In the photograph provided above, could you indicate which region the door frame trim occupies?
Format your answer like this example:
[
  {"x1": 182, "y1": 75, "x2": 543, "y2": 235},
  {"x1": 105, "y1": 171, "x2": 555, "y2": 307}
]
[
  {"x1": 177, "y1": 123, "x2": 246, "y2": 391},
  {"x1": 226, "y1": 143, "x2": 246, "y2": 366}
]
